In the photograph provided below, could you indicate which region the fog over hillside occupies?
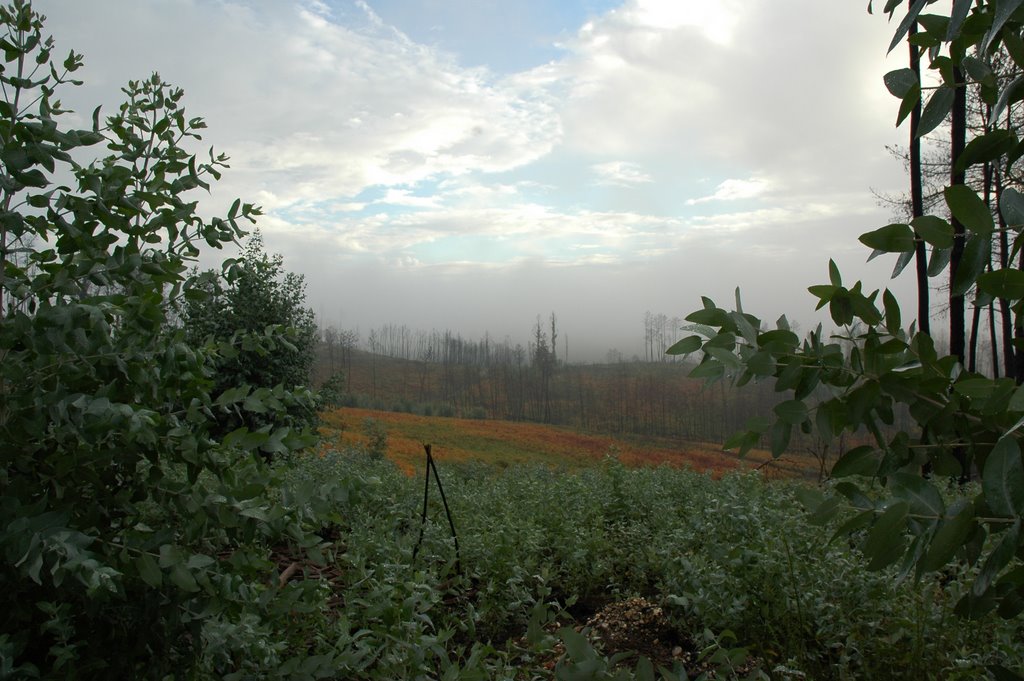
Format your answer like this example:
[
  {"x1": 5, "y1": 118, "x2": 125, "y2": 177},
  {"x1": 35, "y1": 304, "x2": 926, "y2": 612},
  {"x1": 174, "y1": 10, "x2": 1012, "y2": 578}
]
[{"x1": 34, "y1": 0, "x2": 917, "y2": 360}]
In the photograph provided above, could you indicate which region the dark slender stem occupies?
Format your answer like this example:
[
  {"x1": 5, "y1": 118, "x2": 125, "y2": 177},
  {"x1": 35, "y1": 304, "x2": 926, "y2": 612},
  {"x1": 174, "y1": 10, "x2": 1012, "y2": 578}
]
[
  {"x1": 427, "y1": 445, "x2": 461, "y2": 574},
  {"x1": 411, "y1": 443, "x2": 461, "y2": 574},
  {"x1": 412, "y1": 444, "x2": 432, "y2": 563}
]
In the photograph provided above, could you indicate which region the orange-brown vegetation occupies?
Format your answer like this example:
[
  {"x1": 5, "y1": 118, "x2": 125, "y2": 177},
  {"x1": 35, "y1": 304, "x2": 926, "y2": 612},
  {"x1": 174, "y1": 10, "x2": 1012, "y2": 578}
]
[{"x1": 320, "y1": 407, "x2": 811, "y2": 478}]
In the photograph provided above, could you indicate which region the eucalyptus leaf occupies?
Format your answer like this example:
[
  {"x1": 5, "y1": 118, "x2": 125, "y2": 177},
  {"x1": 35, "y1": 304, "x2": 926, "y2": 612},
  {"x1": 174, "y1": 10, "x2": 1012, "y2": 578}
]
[
  {"x1": 860, "y1": 223, "x2": 916, "y2": 252},
  {"x1": 945, "y1": 185, "x2": 995, "y2": 235},
  {"x1": 666, "y1": 335, "x2": 702, "y2": 355},
  {"x1": 917, "y1": 85, "x2": 955, "y2": 138},
  {"x1": 884, "y1": 68, "x2": 918, "y2": 98},
  {"x1": 1000, "y1": 188, "x2": 1024, "y2": 226},
  {"x1": 864, "y1": 502, "x2": 910, "y2": 571},
  {"x1": 983, "y1": 438, "x2": 1024, "y2": 518},
  {"x1": 911, "y1": 215, "x2": 954, "y2": 248},
  {"x1": 951, "y1": 233, "x2": 992, "y2": 297}
]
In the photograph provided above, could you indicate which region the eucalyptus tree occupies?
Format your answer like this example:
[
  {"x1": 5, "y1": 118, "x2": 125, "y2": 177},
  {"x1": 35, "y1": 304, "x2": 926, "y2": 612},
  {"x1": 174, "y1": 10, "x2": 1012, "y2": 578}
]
[
  {"x1": 181, "y1": 229, "x2": 319, "y2": 438},
  {"x1": 673, "y1": 0, "x2": 1024, "y2": 628},
  {"x1": 0, "y1": 2, "x2": 331, "y2": 677}
]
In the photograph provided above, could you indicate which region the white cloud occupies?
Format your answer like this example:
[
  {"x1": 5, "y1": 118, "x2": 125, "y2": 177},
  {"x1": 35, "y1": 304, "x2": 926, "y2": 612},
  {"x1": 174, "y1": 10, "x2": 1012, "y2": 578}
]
[
  {"x1": 29, "y1": 0, "x2": 916, "y2": 355},
  {"x1": 624, "y1": 0, "x2": 743, "y2": 44},
  {"x1": 687, "y1": 177, "x2": 771, "y2": 205},
  {"x1": 35, "y1": 0, "x2": 563, "y2": 211},
  {"x1": 592, "y1": 161, "x2": 653, "y2": 186}
]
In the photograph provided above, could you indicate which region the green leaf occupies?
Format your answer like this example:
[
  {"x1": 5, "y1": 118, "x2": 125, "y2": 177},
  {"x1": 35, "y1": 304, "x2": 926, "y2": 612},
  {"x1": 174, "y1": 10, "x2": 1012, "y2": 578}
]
[
  {"x1": 884, "y1": 68, "x2": 918, "y2": 98},
  {"x1": 928, "y1": 246, "x2": 951, "y2": 277},
  {"x1": 808, "y1": 284, "x2": 838, "y2": 307},
  {"x1": 136, "y1": 553, "x2": 162, "y2": 588},
  {"x1": 946, "y1": 0, "x2": 972, "y2": 40},
  {"x1": 723, "y1": 429, "x2": 760, "y2": 457},
  {"x1": 955, "y1": 378, "x2": 997, "y2": 400},
  {"x1": 774, "y1": 399, "x2": 808, "y2": 425},
  {"x1": 706, "y1": 346, "x2": 741, "y2": 370},
  {"x1": 896, "y1": 83, "x2": 921, "y2": 127},
  {"x1": 973, "y1": 520, "x2": 1021, "y2": 598},
  {"x1": 829, "y1": 258, "x2": 842, "y2": 287},
  {"x1": 917, "y1": 85, "x2": 955, "y2": 138},
  {"x1": 992, "y1": 74, "x2": 1024, "y2": 125},
  {"x1": 747, "y1": 350, "x2": 777, "y2": 377},
  {"x1": 666, "y1": 335, "x2": 702, "y2": 355},
  {"x1": 911, "y1": 215, "x2": 953, "y2": 248},
  {"x1": 829, "y1": 291, "x2": 854, "y2": 326},
  {"x1": 757, "y1": 329, "x2": 799, "y2": 350},
  {"x1": 981, "y1": 0, "x2": 1024, "y2": 56},
  {"x1": 945, "y1": 185, "x2": 995, "y2": 235},
  {"x1": 891, "y1": 472, "x2": 945, "y2": 518},
  {"x1": 983, "y1": 437, "x2": 1024, "y2": 518},
  {"x1": 770, "y1": 420, "x2": 792, "y2": 457},
  {"x1": 794, "y1": 486, "x2": 824, "y2": 512},
  {"x1": 988, "y1": 664, "x2": 1024, "y2": 681},
  {"x1": 1005, "y1": 30, "x2": 1024, "y2": 70},
  {"x1": 808, "y1": 495, "x2": 842, "y2": 526},
  {"x1": 169, "y1": 565, "x2": 200, "y2": 593},
  {"x1": 832, "y1": 446, "x2": 881, "y2": 478},
  {"x1": 977, "y1": 269, "x2": 1024, "y2": 300},
  {"x1": 831, "y1": 509, "x2": 876, "y2": 544},
  {"x1": 888, "y1": 0, "x2": 929, "y2": 54},
  {"x1": 685, "y1": 306, "x2": 728, "y2": 326},
  {"x1": 891, "y1": 249, "x2": 915, "y2": 278},
  {"x1": 1000, "y1": 188, "x2": 1024, "y2": 226},
  {"x1": 921, "y1": 505, "x2": 975, "y2": 573},
  {"x1": 954, "y1": 129, "x2": 1016, "y2": 175},
  {"x1": 883, "y1": 289, "x2": 901, "y2": 334},
  {"x1": 859, "y1": 223, "x2": 916, "y2": 252},
  {"x1": 558, "y1": 627, "x2": 594, "y2": 662},
  {"x1": 863, "y1": 502, "x2": 910, "y2": 571},
  {"x1": 960, "y1": 56, "x2": 996, "y2": 88},
  {"x1": 951, "y1": 234, "x2": 991, "y2": 297}
]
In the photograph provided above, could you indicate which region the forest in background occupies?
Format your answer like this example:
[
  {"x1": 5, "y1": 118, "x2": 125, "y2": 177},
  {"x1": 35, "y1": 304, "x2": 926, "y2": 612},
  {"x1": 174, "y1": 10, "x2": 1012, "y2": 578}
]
[{"x1": 312, "y1": 323, "x2": 891, "y2": 481}]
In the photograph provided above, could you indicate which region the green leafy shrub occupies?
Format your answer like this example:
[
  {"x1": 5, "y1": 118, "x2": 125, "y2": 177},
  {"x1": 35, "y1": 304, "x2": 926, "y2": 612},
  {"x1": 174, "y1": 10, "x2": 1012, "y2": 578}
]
[
  {"x1": 283, "y1": 450, "x2": 1023, "y2": 679},
  {"x1": 181, "y1": 229, "x2": 320, "y2": 437},
  {"x1": 317, "y1": 370, "x2": 347, "y2": 411},
  {"x1": 362, "y1": 417, "x2": 389, "y2": 458},
  {"x1": 672, "y1": 0, "x2": 1024, "y2": 628},
  {"x1": 0, "y1": 3, "x2": 324, "y2": 677}
]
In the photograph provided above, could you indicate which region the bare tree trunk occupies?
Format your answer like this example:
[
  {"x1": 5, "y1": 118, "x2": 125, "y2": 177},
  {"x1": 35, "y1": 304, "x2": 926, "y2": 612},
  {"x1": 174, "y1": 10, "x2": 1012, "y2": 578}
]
[
  {"x1": 909, "y1": 25, "x2": 929, "y2": 334},
  {"x1": 950, "y1": 66, "x2": 968, "y2": 483},
  {"x1": 969, "y1": 299, "x2": 982, "y2": 373},
  {"x1": 989, "y1": 301, "x2": 1000, "y2": 378},
  {"x1": 950, "y1": 67, "x2": 967, "y2": 364}
]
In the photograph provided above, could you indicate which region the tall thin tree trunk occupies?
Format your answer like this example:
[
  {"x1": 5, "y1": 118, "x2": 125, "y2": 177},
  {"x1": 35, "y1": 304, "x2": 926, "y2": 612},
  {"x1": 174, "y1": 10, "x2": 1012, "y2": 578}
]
[
  {"x1": 989, "y1": 301, "x2": 1000, "y2": 378},
  {"x1": 909, "y1": 26, "x2": 929, "y2": 334},
  {"x1": 950, "y1": 66, "x2": 968, "y2": 483},
  {"x1": 950, "y1": 67, "x2": 967, "y2": 364},
  {"x1": 969, "y1": 300, "x2": 982, "y2": 373},
  {"x1": 996, "y1": 110, "x2": 1019, "y2": 381}
]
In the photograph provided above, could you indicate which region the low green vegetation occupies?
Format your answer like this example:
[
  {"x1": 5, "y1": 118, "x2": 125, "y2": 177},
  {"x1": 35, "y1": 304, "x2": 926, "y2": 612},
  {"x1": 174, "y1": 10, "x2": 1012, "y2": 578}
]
[{"x1": 262, "y1": 449, "x2": 1023, "y2": 680}]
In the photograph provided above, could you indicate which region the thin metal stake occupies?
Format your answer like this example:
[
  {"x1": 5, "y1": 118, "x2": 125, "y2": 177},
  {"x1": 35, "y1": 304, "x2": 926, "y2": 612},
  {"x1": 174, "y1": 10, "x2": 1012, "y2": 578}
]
[{"x1": 411, "y1": 443, "x2": 461, "y2": 574}]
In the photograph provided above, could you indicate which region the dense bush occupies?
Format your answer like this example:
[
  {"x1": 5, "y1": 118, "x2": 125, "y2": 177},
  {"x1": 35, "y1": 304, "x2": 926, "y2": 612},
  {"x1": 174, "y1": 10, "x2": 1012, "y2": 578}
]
[
  {"x1": 181, "y1": 229, "x2": 320, "y2": 437},
  {"x1": 0, "y1": 3, "x2": 325, "y2": 677}
]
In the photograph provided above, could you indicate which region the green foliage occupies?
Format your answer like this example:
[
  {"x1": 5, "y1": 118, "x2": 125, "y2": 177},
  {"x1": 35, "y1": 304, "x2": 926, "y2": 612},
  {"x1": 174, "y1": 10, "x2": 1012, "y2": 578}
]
[
  {"x1": 680, "y1": 0, "x2": 1024, "y2": 624},
  {"x1": 181, "y1": 229, "x2": 319, "y2": 437},
  {"x1": 362, "y1": 416, "x2": 389, "y2": 458},
  {"x1": 0, "y1": 3, "x2": 323, "y2": 676},
  {"x1": 317, "y1": 370, "x2": 346, "y2": 411},
  {"x1": 277, "y1": 450, "x2": 1023, "y2": 680}
]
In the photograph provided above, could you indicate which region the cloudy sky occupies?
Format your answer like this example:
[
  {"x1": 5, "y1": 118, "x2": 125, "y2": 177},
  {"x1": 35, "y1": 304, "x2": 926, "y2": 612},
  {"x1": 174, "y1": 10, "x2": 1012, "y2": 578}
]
[{"x1": 34, "y1": 0, "x2": 914, "y2": 359}]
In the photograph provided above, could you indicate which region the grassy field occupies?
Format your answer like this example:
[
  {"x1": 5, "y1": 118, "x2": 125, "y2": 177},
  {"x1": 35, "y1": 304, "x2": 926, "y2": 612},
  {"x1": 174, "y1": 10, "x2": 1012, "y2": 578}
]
[{"x1": 320, "y1": 407, "x2": 817, "y2": 478}]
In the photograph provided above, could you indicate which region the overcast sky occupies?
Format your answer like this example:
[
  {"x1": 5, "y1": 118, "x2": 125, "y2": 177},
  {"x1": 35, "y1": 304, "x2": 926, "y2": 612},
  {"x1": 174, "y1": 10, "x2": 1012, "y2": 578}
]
[{"x1": 34, "y1": 0, "x2": 914, "y2": 360}]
